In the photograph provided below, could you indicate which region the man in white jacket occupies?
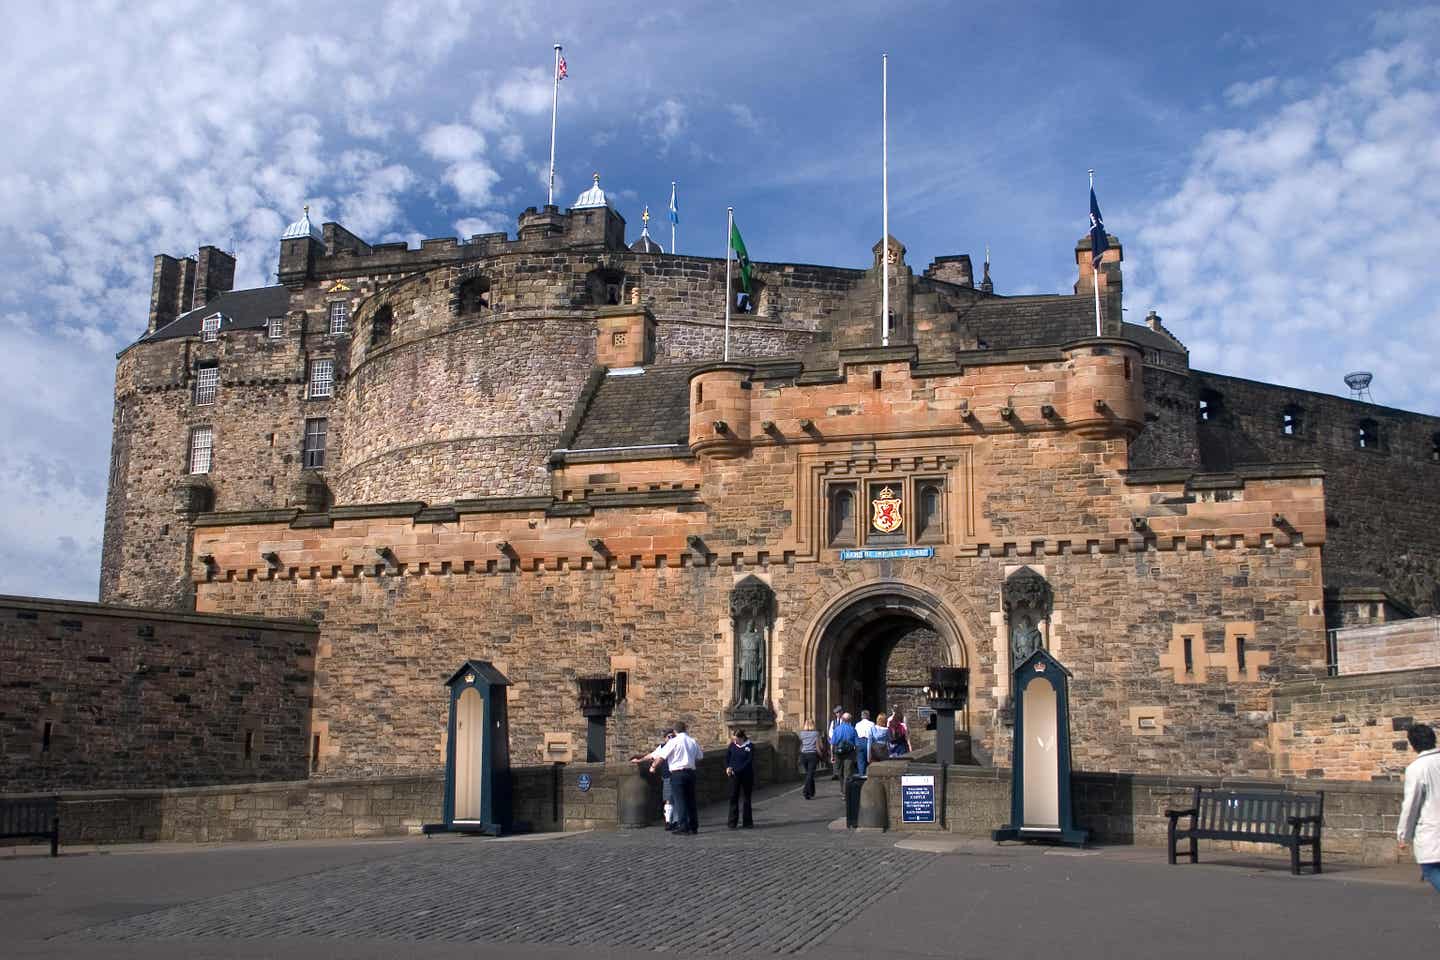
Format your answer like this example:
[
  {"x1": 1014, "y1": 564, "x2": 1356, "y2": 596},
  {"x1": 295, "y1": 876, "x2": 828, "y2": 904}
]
[{"x1": 1397, "y1": 722, "x2": 1440, "y2": 893}]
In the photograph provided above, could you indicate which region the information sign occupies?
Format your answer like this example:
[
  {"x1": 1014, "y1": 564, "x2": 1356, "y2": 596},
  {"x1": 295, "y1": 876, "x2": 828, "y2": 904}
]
[
  {"x1": 839, "y1": 547, "x2": 935, "y2": 561},
  {"x1": 901, "y1": 774, "x2": 936, "y2": 823}
]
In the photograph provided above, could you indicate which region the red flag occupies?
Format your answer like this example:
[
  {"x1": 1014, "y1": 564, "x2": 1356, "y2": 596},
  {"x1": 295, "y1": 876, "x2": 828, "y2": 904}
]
[{"x1": 557, "y1": 54, "x2": 568, "y2": 81}]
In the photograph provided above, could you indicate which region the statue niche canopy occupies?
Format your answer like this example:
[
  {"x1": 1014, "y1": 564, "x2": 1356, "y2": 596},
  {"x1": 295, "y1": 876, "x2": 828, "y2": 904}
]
[
  {"x1": 728, "y1": 576, "x2": 776, "y2": 728},
  {"x1": 1003, "y1": 567, "x2": 1053, "y2": 672}
]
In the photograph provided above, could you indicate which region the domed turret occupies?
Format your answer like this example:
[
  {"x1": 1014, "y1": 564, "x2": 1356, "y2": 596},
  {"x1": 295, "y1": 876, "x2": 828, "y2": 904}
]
[
  {"x1": 630, "y1": 205, "x2": 664, "y2": 254},
  {"x1": 281, "y1": 205, "x2": 323, "y2": 241},
  {"x1": 573, "y1": 172, "x2": 612, "y2": 209}
]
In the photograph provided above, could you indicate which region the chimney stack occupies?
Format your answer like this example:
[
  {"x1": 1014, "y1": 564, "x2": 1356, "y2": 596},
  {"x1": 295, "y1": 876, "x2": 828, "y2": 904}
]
[{"x1": 194, "y1": 245, "x2": 236, "y2": 307}]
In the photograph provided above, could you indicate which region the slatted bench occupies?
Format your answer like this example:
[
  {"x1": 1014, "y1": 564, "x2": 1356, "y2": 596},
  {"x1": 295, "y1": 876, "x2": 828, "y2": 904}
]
[
  {"x1": 0, "y1": 796, "x2": 61, "y2": 856},
  {"x1": 1166, "y1": 787, "x2": 1322, "y2": 875}
]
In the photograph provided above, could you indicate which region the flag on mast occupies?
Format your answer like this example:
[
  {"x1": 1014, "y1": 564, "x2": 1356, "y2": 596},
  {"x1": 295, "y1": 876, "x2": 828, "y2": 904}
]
[
  {"x1": 730, "y1": 219, "x2": 752, "y2": 310},
  {"x1": 668, "y1": 182, "x2": 679, "y2": 225},
  {"x1": 1088, "y1": 185, "x2": 1109, "y2": 267},
  {"x1": 556, "y1": 52, "x2": 568, "y2": 81}
]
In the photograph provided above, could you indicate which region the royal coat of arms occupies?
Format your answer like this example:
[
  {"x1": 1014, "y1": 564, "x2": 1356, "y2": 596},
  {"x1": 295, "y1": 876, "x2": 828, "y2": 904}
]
[{"x1": 871, "y1": 486, "x2": 903, "y2": 534}]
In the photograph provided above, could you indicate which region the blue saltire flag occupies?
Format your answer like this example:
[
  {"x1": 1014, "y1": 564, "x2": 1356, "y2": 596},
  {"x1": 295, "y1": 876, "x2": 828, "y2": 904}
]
[
  {"x1": 1089, "y1": 187, "x2": 1109, "y2": 268},
  {"x1": 668, "y1": 182, "x2": 679, "y2": 225}
]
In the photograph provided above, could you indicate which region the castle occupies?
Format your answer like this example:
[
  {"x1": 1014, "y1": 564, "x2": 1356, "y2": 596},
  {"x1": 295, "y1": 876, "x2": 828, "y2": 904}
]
[{"x1": 82, "y1": 173, "x2": 1440, "y2": 786}]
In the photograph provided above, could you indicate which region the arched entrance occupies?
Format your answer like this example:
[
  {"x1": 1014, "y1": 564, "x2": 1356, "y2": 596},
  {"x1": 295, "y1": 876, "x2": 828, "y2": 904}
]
[{"x1": 806, "y1": 582, "x2": 969, "y2": 735}]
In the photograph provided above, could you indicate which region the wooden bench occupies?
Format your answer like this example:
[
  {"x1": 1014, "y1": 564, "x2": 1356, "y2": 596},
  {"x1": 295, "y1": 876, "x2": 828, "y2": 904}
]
[
  {"x1": 0, "y1": 796, "x2": 60, "y2": 857},
  {"x1": 1166, "y1": 787, "x2": 1322, "y2": 875}
]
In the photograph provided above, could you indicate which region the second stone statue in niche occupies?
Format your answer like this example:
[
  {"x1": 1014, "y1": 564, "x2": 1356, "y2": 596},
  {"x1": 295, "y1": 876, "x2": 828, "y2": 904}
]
[{"x1": 728, "y1": 576, "x2": 777, "y2": 727}]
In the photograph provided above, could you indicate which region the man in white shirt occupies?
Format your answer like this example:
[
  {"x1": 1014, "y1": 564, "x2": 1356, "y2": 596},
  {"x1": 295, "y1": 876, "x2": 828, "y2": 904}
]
[
  {"x1": 651, "y1": 720, "x2": 703, "y2": 834},
  {"x1": 1397, "y1": 722, "x2": 1440, "y2": 893},
  {"x1": 854, "y1": 710, "x2": 876, "y2": 777}
]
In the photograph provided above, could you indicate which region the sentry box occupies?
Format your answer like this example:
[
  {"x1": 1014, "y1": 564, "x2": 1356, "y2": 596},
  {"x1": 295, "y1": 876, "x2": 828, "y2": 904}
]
[
  {"x1": 424, "y1": 660, "x2": 512, "y2": 836},
  {"x1": 993, "y1": 649, "x2": 1088, "y2": 847}
]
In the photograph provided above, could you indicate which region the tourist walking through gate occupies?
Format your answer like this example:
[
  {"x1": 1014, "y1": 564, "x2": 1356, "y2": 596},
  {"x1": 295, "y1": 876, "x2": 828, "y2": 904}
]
[
  {"x1": 887, "y1": 708, "x2": 910, "y2": 758},
  {"x1": 827, "y1": 706, "x2": 844, "y2": 779},
  {"x1": 871, "y1": 711, "x2": 890, "y2": 763},
  {"x1": 854, "y1": 710, "x2": 876, "y2": 777},
  {"x1": 831, "y1": 712, "x2": 859, "y2": 784},
  {"x1": 798, "y1": 718, "x2": 822, "y2": 799},
  {"x1": 651, "y1": 720, "x2": 702, "y2": 834},
  {"x1": 1398, "y1": 722, "x2": 1440, "y2": 892},
  {"x1": 726, "y1": 728, "x2": 755, "y2": 828}
]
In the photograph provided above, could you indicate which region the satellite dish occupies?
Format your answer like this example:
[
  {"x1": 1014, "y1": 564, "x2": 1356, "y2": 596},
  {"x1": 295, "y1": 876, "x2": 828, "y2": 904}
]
[{"x1": 1344, "y1": 371, "x2": 1373, "y2": 402}]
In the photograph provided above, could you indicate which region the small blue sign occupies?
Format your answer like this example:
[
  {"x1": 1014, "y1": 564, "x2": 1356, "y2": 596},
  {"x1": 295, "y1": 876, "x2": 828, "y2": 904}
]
[
  {"x1": 840, "y1": 547, "x2": 935, "y2": 561},
  {"x1": 577, "y1": 774, "x2": 592, "y2": 792},
  {"x1": 901, "y1": 775, "x2": 936, "y2": 823}
]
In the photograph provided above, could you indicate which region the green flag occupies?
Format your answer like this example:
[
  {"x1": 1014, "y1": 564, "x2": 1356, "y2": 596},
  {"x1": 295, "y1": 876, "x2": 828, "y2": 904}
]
[{"x1": 729, "y1": 220, "x2": 752, "y2": 294}]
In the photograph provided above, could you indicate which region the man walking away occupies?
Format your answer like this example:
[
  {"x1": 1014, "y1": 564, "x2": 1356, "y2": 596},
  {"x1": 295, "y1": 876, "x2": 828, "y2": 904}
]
[
  {"x1": 831, "y1": 712, "x2": 859, "y2": 785},
  {"x1": 854, "y1": 710, "x2": 875, "y2": 778},
  {"x1": 726, "y1": 728, "x2": 755, "y2": 829},
  {"x1": 1398, "y1": 721, "x2": 1440, "y2": 892},
  {"x1": 652, "y1": 720, "x2": 703, "y2": 834},
  {"x1": 828, "y1": 705, "x2": 844, "y2": 780}
]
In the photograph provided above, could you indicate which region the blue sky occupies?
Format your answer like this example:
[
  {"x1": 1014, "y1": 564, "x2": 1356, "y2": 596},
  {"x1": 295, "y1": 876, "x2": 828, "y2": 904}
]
[{"x1": 2, "y1": 0, "x2": 1438, "y2": 600}]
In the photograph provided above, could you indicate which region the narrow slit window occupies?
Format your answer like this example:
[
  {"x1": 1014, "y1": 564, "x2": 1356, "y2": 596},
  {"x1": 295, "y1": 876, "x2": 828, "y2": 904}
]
[
  {"x1": 42, "y1": 721, "x2": 52, "y2": 753},
  {"x1": 244, "y1": 729, "x2": 255, "y2": 762},
  {"x1": 872, "y1": 370, "x2": 882, "y2": 389},
  {"x1": 1236, "y1": 635, "x2": 1248, "y2": 673},
  {"x1": 1183, "y1": 635, "x2": 1194, "y2": 674},
  {"x1": 615, "y1": 671, "x2": 628, "y2": 703},
  {"x1": 312, "y1": 734, "x2": 321, "y2": 771}
]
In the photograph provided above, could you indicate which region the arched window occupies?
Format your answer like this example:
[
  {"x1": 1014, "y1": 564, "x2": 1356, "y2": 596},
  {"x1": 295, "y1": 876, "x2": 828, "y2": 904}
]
[
  {"x1": 1197, "y1": 389, "x2": 1223, "y2": 423},
  {"x1": 370, "y1": 305, "x2": 394, "y2": 345},
  {"x1": 917, "y1": 482, "x2": 944, "y2": 541},
  {"x1": 456, "y1": 276, "x2": 490, "y2": 315},
  {"x1": 1356, "y1": 418, "x2": 1379, "y2": 450},
  {"x1": 828, "y1": 485, "x2": 856, "y2": 546},
  {"x1": 1281, "y1": 405, "x2": 1303, "y2": 437}
]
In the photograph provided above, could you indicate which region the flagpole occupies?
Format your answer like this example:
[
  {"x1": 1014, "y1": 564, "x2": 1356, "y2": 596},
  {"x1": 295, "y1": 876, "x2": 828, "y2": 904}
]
[
  {"x1": 548, "y1": 44, "x2": 561, "y2": 206},
  {"x1": 671, "y1": 180, "x2": 677, "y2": 254},
  {"x1": 725, "y1": 206, "x2": 734, "y2": 362},
  {"x1": 1089, "y1": 168, "x2": 1101, "y2": 337},
  {"x1": 881, "y1": 52, "x2": 890, "y2": 348}
]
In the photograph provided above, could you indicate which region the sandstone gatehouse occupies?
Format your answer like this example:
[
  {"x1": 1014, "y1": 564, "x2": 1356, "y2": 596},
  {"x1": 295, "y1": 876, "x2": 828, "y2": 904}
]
[{"x1": 9, "y1": 174, "x2": 1440, "y2": 803}]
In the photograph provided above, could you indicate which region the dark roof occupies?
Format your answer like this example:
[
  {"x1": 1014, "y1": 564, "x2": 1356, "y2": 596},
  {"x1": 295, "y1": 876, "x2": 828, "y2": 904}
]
[
  {"x1": 143, "y1": 286, "x2": 290, "y2": 343},
  {"x1": 1121, "y1": 321, "x2": 1186, "y2": 355},
  {"x1": 568, "y1": 365, "x2": 694, "y2": 450},
  {"x1": 958, "y1": 295, "x2": 1093, "y2": 350}
]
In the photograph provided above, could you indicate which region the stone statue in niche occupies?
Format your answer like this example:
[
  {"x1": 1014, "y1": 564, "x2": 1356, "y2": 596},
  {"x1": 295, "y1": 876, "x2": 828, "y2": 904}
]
[
  {"x1": 728, "y1": 576, "x2": 777, "y2": 728},
  {"x1": 1003, "y1": 566, "x2": 1053, "y2": 673}
]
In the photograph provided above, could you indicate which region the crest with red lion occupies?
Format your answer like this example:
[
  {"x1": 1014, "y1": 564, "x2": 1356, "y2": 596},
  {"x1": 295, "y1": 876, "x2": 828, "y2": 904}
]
[{"x1": 871, "y1": 485, "x2": 903, "y2": 534}]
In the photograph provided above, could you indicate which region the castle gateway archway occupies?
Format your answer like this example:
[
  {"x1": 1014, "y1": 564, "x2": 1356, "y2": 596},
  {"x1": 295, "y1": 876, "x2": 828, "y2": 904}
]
[{"x1": 807, "y1": 582, "x2": 969, "y2": 736}]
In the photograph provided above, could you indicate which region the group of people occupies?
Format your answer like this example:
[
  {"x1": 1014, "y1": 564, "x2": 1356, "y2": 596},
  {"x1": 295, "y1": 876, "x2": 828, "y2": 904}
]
[
  {"x1": 631, "y1": 723, "x2": 758, "y2": 834},
  {"x1": 796, "y1": 706, "x2": 910, "y2": 799}
]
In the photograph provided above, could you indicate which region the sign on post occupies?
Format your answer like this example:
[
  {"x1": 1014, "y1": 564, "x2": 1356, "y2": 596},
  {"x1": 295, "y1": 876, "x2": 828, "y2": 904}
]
[{"x1": 901, "y1": 774, "x2": 936, "y2": 823}]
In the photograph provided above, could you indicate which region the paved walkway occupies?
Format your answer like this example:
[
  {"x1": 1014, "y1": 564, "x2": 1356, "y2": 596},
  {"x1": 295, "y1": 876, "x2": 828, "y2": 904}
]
[{"x1": 3, "y1": 776, "x2": 1435, "y2": 958}]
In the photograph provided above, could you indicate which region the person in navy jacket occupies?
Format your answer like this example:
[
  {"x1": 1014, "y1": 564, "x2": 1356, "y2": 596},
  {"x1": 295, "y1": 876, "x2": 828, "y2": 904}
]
[{"x1": 726, "y1": 728, "x2": 755, "y2": 829}]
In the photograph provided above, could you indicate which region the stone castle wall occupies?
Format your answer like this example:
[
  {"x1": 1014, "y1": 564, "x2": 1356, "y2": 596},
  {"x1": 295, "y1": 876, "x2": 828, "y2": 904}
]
[
  {"x1": 1270, "y1": 667, "x2": 1440, "y2": 781},
  {"x1": 1, "y1": 596, "x2": 317, "y2": 791}
]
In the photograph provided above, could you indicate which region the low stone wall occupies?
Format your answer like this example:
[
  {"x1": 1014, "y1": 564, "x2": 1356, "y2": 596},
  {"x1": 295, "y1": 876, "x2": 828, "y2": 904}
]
[
  {"x1": 2, "y1": 737, "x2": 800, "y2": 847},
  {"x1": 1270, "y1": 667, "x2": 1440, "y2": 781},
  {"x1": 1335, "y1": 617, "x2": 1440, "y2": 675},
  {"x1": 864, "y1": 762, "x2": 1407, "y2": 864}
]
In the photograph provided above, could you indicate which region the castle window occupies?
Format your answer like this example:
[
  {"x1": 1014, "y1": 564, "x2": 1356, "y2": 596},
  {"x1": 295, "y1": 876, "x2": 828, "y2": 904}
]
[
  {"x1": 371, "y1": 306, "x2": 394, "y2": 345},
  {"x1": 308, "y1": 359, "x2": 334, "y2": 399},
  {"x1": 328, "y1": 301, "x2": 349, "y2": 336},
  {"x1": 586, "y1": 268, "x2": 625, "y2": 307},
  {"x1": 916, "y1": 481, "x2": 944, "y2": 541},
  {"x1": 1197, "y1": 389, "x2": 1223, "y2": 423},
  {"x1": 1281, "y1": 405, "x2": 1303, "y2": 436},
  {"x1": 828, "y1": 484, "x2": 857, "y2": 546},
  {"x1": 733, "y1": 277, "x2": 766, "y2": 316},
  {"x1": 1356, "y1": 418, "x2": 1379, "y2": 450},
  {"x1": 302, "y1": 418, "x2": 328, "y2": 469},
  {"x1": 188, "y1": 425, "x2": 213, "y2": 475},
  {"x1": 193, "y1": 363, "x2": 219, "y2": 405},
  {"x1": 457, "y1": 277, "x2": 490, "y2": 315},
  {"x1": 266, "y1": 316, "x2": 285, "y2": 339},
  {"x1": 1182, "y1": 635, "x2": 1194, "y2": 674},
  {"x1": 1430, "y1": 432, "x2": 1440, "y2": 463},
  {"x1": 695, "y1": 383, "x2": 703, "y2": 404},
  {"x1": 200, "y1": 313, "x2": 221, "y2": 342}
]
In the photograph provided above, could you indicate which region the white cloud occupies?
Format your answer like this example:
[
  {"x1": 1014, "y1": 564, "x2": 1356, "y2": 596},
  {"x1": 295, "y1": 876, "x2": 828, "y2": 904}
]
[
  {"x1": 421, "y1": 123, "x2": 486, "y2": 162},
  {"x1": 1128, "y1": 30, "x2": 1440, "y2": 413},
  {"x1": 1223, "y1": 76, "x2": 1278, "y2": 107},
  {"x1": 642, "y1": 98, "x2": 689, "y2": 150},
  {"x1": 727, "y1": 103, "x2": 762, "y2": 132}
]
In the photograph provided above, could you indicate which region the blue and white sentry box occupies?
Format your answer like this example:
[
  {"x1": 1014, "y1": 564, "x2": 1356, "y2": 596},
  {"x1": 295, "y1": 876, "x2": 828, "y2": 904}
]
[
  {"x1": 901, "y1": 774, "x2": 936, "y2": 823},
  {"x1": 840, "y1": 547, "x2": 935, "y2": 561}
]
